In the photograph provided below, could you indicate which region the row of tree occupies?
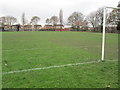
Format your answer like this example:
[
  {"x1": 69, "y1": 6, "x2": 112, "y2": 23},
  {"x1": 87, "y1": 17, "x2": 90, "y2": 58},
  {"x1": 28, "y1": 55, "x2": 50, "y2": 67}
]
[
  {"x1": 0, "y1": 7, "x2": 119, "y2": 32},
  {"x1": 87, "y1": 8, "x2": 118, "y2": 32},
  {"x1": 0, "y1": 10, "x2": 63, "y2": 26}
]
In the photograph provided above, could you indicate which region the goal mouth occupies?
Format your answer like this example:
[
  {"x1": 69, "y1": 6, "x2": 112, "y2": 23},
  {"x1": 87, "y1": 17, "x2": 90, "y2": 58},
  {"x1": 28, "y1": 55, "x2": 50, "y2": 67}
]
[{"x1": 101, "y1": 6, "x2": 119, "y2": 61}]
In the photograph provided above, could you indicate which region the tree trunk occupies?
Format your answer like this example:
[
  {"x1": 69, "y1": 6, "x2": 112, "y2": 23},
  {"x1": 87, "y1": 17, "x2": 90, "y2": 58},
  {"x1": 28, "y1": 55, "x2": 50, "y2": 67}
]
[
  {"x1": 92, "y1": 25, "x2": 95, "y2": 32},
  {"x1": 101, "y1": 25, "x2": 103, "y2": 33},
  {"x1": 117, "y1": 22, "x2": 120, "y2": 33}
]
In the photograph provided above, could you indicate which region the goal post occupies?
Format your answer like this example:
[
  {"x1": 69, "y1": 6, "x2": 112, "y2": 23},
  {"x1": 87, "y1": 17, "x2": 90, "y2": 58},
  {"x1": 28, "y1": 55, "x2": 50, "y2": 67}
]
[
  {"x1": 0, "y1": 27, "x2": 2, "y2": 89},
  {"x1": 101, "y1": 6, "x2": 120, "y2": 61}
]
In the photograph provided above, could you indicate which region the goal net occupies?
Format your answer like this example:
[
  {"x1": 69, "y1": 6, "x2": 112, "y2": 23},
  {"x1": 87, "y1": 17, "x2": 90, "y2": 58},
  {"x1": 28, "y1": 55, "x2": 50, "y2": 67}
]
[{"x1": 101, "y1": 7, "x2": 119, "y2": 61}]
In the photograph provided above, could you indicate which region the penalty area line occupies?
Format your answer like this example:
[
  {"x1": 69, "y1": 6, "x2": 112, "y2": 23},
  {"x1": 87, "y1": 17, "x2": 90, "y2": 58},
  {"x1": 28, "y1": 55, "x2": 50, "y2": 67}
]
[
  {"x1": 2, "y1": 61, "x2": 98, "y2": 75},
  {"x1": 2, "y1": 60, "x2": 117, "y2": 75}
]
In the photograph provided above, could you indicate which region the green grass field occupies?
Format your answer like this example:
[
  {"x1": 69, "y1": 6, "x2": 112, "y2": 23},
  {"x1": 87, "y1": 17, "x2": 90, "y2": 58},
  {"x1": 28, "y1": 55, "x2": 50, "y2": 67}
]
[{"x1": 2, "y1": 31, "x2": 118, "y2": 88}]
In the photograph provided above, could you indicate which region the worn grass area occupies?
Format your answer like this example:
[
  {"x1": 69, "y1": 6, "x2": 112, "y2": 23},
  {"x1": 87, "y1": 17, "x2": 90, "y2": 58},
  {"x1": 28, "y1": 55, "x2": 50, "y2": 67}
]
[{"x1": 2, "y1": 31, "x2": 118, "y2": 88}]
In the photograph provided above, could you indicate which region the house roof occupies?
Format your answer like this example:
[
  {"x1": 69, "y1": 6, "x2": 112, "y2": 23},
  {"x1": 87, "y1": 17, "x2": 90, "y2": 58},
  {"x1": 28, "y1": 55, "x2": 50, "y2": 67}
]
[
  {"x1": 44, "y1": 25, "x2": 53, "y2": 27},
  {"x1": 54, "y1": 24, "x2": 64, "y2": 26},
  {"x1": 12, "y1": 24, "x2": 20, "y2": 26},
  {"x1": 34, "y1": 25, "x2": 42, "y2": 26},
  {"x1": 24, "y1": 25, "x2": 32, "y2": 26}
]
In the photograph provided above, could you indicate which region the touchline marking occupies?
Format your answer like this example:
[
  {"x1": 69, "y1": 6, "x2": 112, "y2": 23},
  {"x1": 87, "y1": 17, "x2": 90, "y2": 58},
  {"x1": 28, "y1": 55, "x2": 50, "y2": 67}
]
[{"x1": 2, "y1": 61, "x2": 98, "y2": 75}]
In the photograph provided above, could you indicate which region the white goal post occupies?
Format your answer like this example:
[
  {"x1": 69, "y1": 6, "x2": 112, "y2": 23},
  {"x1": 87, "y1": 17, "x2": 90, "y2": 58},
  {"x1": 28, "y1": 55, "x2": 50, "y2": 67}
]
[{"x1": 101, "y1": 6, "x2": 120, "y2": 61}]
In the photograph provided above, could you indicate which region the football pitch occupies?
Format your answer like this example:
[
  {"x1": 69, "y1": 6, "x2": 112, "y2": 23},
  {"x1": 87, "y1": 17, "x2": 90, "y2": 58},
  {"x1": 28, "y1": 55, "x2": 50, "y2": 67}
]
[{"x1": 2, "y1": 31, "x2": 118, "y2": 88}]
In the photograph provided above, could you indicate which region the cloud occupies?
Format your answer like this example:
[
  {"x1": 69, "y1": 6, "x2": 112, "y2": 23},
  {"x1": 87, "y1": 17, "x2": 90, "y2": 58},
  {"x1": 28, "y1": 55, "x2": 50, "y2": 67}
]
[{"x1": 0, "y1": 0, "x2": 119, "y2": 25}]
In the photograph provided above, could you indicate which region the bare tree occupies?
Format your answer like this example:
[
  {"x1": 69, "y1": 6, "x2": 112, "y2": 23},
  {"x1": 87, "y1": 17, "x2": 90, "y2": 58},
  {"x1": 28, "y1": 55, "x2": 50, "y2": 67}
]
[
  {"x1": 87, "y1": 12, "x2": 98, "y2": 31},
  {"x1": 67, "y1": 12, "x2": 84, "y2": 30},
  {"x1": 87, "y1": 7, "x2": 109, "y2": 32},
  {"x1": 82, "y1": 20, "x2": 88, "y2": 29},
  {"x1": 30, "y1": 16, "x2": 40, "y2": 25},
  {"x1": 59, "y1": 9, "x2": 63, "y2": 28},
  {"x1": 0, "y1": 16, "x2": 6, "y2": 26},
  {"x1": 21, "y1": 13, "x2": 26, "y2": 25},
  {"x1": 67, "y1": 15, "x2": 74, "y2": 27},
  {"x1": 107, "y1": 9, "x2": 117, "y2": 25},
  {"x1": 117, "y1": 1, "x2": 120, "y2": 31},
  {"x1": 5, "y1": 16, "x2": 17, "y2": 25},
  {"x1": 30, "y1": 16, "x2": 40, "y2": 31},
  {"x1": 95, "y1": 8, "x2": 104, "y2": 32},
  {"x1": 0, "y1": 16, "x2": 6, "y2": 31},
  {"x1": 21, "y1": 13, "x2": 27, "y2": 30},
  {"x1": 0, "y1": 16, "x2": 17, "y2": 30},
  {"x1": 45, "y1": 18, "x2": 50, "y2": 25},
  {"x1": 50, "y1": 16, "x2": 59, "y2": 25}
]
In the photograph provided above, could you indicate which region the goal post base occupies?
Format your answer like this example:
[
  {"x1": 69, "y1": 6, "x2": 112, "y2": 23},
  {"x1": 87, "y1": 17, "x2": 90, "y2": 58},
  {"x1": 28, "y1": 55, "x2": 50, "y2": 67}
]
[
  {"x1": 101, "y1": 60, "x2": 105, "y2": 62},
  {"x1": 97, "y1": 60, "x2": 105, "y2": 62}
]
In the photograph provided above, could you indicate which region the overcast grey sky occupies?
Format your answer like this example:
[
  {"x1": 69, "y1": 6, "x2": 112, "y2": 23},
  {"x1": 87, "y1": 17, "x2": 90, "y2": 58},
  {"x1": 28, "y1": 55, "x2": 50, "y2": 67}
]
[{"x1": 0, "y1": 0, "x2": 119, "y2": 25}]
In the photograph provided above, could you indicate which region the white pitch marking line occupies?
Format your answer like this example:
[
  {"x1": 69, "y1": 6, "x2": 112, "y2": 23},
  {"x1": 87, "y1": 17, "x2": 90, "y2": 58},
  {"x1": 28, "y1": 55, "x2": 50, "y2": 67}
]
[
  {"x1": 2, "y1": 61, "x2": 98, "y2": 75},
  {"x1": 3, "y1": 46, "x2": 101, "y2": 52},
  {"x1": 3, "y1": 48, "x2": 44, "y2": 51}
]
